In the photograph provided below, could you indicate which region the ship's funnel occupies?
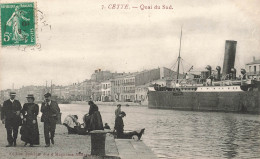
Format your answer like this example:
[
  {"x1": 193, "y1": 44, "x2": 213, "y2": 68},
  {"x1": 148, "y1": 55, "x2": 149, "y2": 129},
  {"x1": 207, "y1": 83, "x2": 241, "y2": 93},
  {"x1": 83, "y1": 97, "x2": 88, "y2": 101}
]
[{"x1": 222, "y1": 40, "x2": 237, "y2": 78}]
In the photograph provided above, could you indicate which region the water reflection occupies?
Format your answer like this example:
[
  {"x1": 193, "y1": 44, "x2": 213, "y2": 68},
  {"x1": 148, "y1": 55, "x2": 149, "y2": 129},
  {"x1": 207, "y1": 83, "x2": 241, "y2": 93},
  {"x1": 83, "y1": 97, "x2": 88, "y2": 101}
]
[
  {"x1": 222, "y1": 115, "x2": 239, "y2": 158},
  {"x1": 59, "y1": 104, "x2": 260, "y2": 159}
]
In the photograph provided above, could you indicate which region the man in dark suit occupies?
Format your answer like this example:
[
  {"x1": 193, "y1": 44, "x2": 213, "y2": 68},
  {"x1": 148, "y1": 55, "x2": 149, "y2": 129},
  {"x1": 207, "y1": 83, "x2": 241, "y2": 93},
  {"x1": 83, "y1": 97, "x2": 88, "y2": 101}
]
[
  {"x1": 1, "y1": 92, "x2": 22, "y2": 147},
  {"x1": 114, "y1": 111, "x2": 145, "y2": 140},
  {"x1": 41, "y1": 93, "x2": 60, "y2": 147}
]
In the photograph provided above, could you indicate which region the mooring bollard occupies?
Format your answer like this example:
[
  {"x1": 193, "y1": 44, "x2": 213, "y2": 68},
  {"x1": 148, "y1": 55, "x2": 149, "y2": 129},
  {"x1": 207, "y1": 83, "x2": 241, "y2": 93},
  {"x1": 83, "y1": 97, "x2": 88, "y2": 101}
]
[{"x1": 90, "y1": 130, "x2": 108, "y2": 156}]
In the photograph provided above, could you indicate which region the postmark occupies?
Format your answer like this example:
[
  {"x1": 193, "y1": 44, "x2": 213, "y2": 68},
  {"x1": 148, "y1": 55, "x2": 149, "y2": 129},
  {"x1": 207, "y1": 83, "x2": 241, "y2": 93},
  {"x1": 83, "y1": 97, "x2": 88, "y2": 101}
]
[{"x1": 1, "y1": 2, "x2": 36, "y2": 46}]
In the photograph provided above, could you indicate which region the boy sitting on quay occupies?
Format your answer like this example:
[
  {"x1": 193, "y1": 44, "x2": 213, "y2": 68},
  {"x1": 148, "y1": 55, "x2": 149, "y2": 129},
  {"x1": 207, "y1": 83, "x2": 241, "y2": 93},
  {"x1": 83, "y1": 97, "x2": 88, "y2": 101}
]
[{"x1": 114, "y1": 111, "x2": 145, "y2": 140}]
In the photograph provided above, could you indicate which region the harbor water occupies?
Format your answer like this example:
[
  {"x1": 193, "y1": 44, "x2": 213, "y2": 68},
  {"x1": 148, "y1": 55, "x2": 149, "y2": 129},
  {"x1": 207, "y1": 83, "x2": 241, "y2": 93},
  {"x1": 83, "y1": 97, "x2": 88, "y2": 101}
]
[{"x1": 59, "y1": 104, "x2": 260, "y2": 159}]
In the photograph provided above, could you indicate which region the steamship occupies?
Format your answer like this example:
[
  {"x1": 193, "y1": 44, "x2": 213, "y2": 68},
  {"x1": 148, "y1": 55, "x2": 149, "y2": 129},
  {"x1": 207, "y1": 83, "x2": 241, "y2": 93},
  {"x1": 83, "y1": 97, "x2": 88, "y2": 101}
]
[{"x1": 148, "y1": 40, "x2": 260, "y2": 114}]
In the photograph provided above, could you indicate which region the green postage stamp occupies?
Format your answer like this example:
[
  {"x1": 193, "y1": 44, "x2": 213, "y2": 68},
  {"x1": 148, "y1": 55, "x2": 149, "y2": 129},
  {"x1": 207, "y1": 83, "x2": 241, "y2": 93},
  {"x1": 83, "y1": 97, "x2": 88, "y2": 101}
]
[{"x1": 1, "y1": 2, "x2": 36, "y2": 46}]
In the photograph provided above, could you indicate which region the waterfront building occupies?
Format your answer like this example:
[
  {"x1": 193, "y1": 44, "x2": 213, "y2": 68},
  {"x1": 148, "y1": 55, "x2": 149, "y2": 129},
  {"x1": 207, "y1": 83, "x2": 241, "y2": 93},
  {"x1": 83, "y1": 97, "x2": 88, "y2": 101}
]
[
  {"x1": 135, "y1": 67, "x2": 177, "y2": 85},
  {"x1": 113, "y1": 73, "x2": 137, "y2": 102},
  {"x1": 16, "y1": 86, "x2": 45, "y2": 103},
  {"x1": 51, "y1": 85, "x2": 67, "y2": 99},
  {"x1": 101, "y1": 80, "x2": 112, "y2": 102},
  {"x1": 66, "y1": 80, "x2": 93, "y2": 101},
  {"x1": 67, "y1": 83, "x2": 79, "y2": 101},
  {"x1": 80, "y1": 81, "x2": 93, "y2": 101},
  {"x1": 90, "y1": 69, "x2": 125, "y2": 82},
  {"x1": 0, "y1": 86, "x2": 46, "y2": 103},
  {"x1": 0, "y1": 67, "x2": 177, "y2": 103},
  {"x1": 135, "y1": 84, "x2": 149, "y2": 105},
  {"x1": 113, "y1": 67, "x2": 176, "y2": 102},
  {"x1": 91, "y1": 82, "x2": 102, "y2": 101},
  {"x1": 245, "y1": 56, "x2": 260, "y2": 80}
]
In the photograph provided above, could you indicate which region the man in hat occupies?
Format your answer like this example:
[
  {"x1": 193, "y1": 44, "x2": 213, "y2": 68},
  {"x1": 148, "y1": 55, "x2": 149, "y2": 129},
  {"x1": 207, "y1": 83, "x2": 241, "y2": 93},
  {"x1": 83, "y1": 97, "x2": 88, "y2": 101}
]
[
  {"x1": 115, "y1": 104, "x2": 121, "y2": 119},
  {"x1": 114, "y1": 111, "x2": 145, "y2": 140},
  {"x1": 41, "y1": 93, "x2": 60, "y2": 147},
  {"x1": 1, "y1": 92, "x2": 22, "y2": 147},
  {"x1": 63, "y1": 115, "x2": 80, "y2": 134}
]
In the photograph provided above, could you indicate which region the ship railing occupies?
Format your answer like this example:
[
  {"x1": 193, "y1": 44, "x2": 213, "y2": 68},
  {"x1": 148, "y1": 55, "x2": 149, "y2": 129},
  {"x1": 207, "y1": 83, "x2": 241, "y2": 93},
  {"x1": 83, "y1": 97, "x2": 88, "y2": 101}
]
[{"x1": 175, "y1": 78, "x2": 254, "y2": 87}]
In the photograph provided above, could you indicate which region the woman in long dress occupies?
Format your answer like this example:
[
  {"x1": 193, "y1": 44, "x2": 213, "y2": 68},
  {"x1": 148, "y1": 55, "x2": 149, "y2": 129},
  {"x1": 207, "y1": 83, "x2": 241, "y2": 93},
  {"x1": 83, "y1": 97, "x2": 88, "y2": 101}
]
[
  {"x1": 85, "y1": 101, "x2": 103, "y2": 132},
  {"x1": 21, "y1": 94, "x2": 39, "y2": 147}
]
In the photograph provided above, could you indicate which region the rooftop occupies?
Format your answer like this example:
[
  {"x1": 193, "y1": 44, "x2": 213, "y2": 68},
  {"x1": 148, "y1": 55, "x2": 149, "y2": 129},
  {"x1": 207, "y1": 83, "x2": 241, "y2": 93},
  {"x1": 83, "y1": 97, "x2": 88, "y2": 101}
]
[{"x1": 246, "y1": 59, "x2": 260, "y2": 65}]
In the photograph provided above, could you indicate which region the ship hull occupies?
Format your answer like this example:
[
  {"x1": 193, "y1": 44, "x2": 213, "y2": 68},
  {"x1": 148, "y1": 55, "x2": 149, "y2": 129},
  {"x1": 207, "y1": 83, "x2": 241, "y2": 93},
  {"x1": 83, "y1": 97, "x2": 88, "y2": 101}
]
[{"x1": 148, "y1": 91, "x2": 260, "y2": 114}]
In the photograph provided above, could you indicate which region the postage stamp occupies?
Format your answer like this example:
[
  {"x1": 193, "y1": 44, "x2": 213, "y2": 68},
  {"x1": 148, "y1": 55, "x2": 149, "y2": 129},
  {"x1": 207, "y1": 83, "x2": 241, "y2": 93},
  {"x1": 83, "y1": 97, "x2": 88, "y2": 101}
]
[{"x1": 1, "y1": 2, "x2": 36, "y2": 46}]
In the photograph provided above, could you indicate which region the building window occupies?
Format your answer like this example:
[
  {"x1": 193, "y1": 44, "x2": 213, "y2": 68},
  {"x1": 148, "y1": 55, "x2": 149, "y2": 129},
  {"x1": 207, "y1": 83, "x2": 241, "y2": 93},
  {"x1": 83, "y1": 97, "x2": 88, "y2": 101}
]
[
  {"x1": 254, "y1": 66, "x2": 257, "y2": 74},
  {"x1": 249, "y1": 66, "x2": 251, "y2": 72}
]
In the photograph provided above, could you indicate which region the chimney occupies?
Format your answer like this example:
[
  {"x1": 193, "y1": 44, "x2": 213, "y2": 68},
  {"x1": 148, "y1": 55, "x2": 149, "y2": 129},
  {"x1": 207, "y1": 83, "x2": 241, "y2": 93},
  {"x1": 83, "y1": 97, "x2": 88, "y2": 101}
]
[
  {"x1": 222, "y1": 40, "x2": 237, "y2": 78},
  {"x1": 253, "y1": 56, "x2": 256, "y2": 62}
]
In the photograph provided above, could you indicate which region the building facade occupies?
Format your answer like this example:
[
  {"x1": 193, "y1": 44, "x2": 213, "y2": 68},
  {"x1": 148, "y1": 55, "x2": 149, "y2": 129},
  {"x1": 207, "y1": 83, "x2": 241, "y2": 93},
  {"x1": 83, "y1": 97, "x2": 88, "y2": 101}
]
[
  {"x1": 0, "y1": 67, "x2": 177, "y2": 104},
  {"x1": 91, "y1": 69, "x2": 125, "y2": 82},
  {"x1": 113, "y1": 73, "x2": 136, "y2": 102},
  {"x1": 246, "y1": 57, "x2": 260, "y2": 80},
  {"x1": 101, "y1": 80, "x2": 112, "y2": 102},
  {"x1": 91, "y1": 82, "x2": 101, "y2": 101},
  {"x1": 135, "y1": 85, "x2": 148, "y2": 103}
]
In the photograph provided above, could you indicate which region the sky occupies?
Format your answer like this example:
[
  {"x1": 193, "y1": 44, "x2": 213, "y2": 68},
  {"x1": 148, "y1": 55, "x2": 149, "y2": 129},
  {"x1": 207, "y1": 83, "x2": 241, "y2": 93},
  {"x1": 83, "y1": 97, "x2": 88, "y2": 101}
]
[{"x1": 0, "y1": 0, "x2": 260, "y2": 90}]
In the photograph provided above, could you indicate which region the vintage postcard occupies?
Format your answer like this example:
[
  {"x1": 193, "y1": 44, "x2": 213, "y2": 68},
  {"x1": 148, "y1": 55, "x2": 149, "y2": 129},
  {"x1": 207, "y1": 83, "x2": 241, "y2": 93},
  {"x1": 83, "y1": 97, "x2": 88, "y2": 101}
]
[{"x1": 0, "y1": 0, "x2": 260, "y2": 159}]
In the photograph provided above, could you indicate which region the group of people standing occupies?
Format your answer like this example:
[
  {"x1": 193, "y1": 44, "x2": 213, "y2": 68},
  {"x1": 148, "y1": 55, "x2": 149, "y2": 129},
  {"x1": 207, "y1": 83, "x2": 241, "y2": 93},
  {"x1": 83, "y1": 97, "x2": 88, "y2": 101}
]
[
  {"x1": 1, "y1": 92, "x2": 60, "y2": 147},
  {"x1": 1, "y1": 92, "x2": 145, "y2": 147}
]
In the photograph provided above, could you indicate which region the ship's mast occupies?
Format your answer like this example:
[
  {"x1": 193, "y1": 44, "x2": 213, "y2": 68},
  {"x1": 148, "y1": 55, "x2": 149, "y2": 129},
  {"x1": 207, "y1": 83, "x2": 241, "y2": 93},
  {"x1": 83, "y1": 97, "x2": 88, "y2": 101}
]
[
  {"x1": 176, "y1": 27, "x2": 182, "y2": 83},
  {"x1": 51, "y1": 80, "x2": 53, "y2": 94},
  {"x1": 46, "y1": 81, "x2": 48, "y2": 92}
]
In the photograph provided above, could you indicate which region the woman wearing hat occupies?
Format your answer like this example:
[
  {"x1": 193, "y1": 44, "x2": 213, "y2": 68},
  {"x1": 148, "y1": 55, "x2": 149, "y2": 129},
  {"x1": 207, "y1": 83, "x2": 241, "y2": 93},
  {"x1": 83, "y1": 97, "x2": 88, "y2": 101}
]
[{"x1": 20, "y1": 94, "x2": 40, "y2": 147}]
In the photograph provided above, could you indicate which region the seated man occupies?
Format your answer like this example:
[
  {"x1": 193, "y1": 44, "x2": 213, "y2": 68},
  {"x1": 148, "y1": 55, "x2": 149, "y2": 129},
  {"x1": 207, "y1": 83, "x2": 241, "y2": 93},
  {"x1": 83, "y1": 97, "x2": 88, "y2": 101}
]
[
  {"x1": 114, "y1": 111, "x2": 145, "y2": 140},
  {"x1": 63, "y1": 115, "x2": 80, "y2": 134}
]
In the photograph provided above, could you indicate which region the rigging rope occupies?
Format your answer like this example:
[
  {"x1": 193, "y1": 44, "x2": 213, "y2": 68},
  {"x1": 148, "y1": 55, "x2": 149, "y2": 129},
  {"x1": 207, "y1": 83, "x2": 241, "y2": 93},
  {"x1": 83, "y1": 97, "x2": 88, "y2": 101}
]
[
  {"x1": 180, "y1": 59, "x2": 185, "y2": 74},
  {"x1": 170, "y1": 58, "x2": 179, "y2": 71}
]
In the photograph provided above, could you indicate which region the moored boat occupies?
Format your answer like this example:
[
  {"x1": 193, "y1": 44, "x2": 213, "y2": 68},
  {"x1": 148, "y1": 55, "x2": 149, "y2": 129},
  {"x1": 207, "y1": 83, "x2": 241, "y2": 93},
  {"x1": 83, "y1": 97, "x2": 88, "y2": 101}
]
[{"x1": 148, "y1": 37, "x2": 260, "y2": 114}]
